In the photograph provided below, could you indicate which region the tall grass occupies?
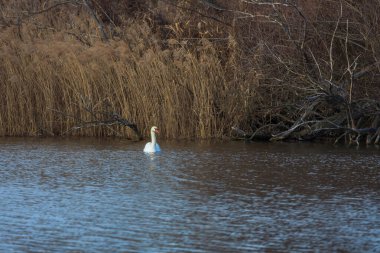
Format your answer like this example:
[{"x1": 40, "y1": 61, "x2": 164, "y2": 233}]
[
  {"x1": 2, "y1": 0, "x2": 378, "y2": 140},
  {"x1": 0, "y1": 23, "x2": 257, "y2": 139}
]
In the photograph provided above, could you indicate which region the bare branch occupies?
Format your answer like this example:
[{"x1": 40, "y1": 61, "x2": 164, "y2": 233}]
[
  {"x1": 26, "y1": 1, "x2": 80, "y2": 15},
  {"x1": 329, "y1": 1, "x2": 343, "y2": 82},
  {"x1": 82, "y1": 0, "x2": 108, "y2": 41},
  {"x1": 49, "y1": 98, "x2": 141, "y2": 139},
  {"x1": 161, "y1": 0, "x2": 231, "y2": 27}
]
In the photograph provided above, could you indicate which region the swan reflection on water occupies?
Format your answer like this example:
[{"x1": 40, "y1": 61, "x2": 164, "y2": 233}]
[{"x1": 145, "y1": 151, "x2": 160, "y2": 170}]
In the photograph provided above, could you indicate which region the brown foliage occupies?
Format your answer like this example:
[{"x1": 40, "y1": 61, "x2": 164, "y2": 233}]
[{"x1": 0, "y1": 0, "x2": 379, "y2": 143}]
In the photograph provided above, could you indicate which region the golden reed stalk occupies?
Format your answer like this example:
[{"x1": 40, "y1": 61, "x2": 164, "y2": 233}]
[{"x1": 0, "y1": 28, "x2": 256, "y2": 139}]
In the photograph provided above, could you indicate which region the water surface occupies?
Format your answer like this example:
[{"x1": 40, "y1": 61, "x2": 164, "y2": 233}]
[{"x1": 0, "y1": 138, "x2": 379, "y2": 252}]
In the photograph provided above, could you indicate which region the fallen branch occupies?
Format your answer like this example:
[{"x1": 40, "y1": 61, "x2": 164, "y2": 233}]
[
  {"x1": 63, "y1": 113, "x2": 141, "y2": 139},
  {"x1": 49, "y1": 97, "x2": 142, "y2": 139}
]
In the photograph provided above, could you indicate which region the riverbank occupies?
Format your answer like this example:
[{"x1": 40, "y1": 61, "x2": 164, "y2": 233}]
[{"x1": 1, "y1": 1, "x2": 379, "y2": 143}]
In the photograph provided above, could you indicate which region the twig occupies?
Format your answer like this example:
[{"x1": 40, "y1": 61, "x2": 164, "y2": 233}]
[{"x1": 329, "y1": 1, "x2": 343, "y2": 82}]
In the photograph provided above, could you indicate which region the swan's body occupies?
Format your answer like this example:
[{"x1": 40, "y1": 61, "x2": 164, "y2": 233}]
[{"x1": 144, "y1": 126, "x2": 161, "y2": 153}]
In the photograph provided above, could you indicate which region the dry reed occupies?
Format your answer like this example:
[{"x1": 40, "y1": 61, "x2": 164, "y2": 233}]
[
  {"x1": 1, "y1": 0, "x2": 379, "y2": 140},
  {"x1": 0, "y1": 22, "x2": 257, "y2": 139}
]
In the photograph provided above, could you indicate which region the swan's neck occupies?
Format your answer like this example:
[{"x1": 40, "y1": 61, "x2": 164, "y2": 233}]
[{"x1": 151, "y1": 132, "x2": 156, "y2": 145}]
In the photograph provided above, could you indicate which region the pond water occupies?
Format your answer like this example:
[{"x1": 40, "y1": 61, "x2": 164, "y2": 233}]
[{"x1": 0, "y1": 138, "x2": 379, "y2": 252}]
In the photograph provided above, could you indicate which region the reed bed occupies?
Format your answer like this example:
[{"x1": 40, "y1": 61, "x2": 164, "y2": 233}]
[
  {"x1": 0, "y1": 25, "x2": 257, "y2": 139},
  {"x1": 1, "y1": 0, "x2": 379, "y2": 142}
]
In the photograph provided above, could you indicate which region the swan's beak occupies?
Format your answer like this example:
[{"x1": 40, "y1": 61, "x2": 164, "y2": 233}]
[{"x1": 154, "y1": 129, "x2": 159, "y2": 134}]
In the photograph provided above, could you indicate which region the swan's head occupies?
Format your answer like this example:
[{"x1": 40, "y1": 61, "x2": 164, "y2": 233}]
[{"x1": 150, "y1": 126, "x2": 159, "y2": 134}]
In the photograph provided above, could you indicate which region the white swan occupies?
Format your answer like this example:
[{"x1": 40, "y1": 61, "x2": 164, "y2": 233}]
[{"x1": 143, "y1": 126, "x2": 161, "y2": 153}]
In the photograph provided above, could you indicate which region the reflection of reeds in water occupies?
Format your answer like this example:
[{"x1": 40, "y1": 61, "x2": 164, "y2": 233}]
[{"x1": 0, "y1": 24, "x2": 257, "y2": 139}]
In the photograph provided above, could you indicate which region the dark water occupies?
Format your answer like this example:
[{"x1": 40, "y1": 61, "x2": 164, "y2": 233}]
[{"x1": 0, "y1": 138, "x2": 379, "y2": 252}]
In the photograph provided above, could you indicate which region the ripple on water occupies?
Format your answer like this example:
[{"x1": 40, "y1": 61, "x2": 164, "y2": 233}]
[{"x1": 0, "y1": 139, "x2": 379, "y2": 252}]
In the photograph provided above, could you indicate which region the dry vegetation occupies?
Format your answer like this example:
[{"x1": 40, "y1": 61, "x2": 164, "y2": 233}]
[{"x1": 0, "y1": 0, "x2": 379, "y2": 144}]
